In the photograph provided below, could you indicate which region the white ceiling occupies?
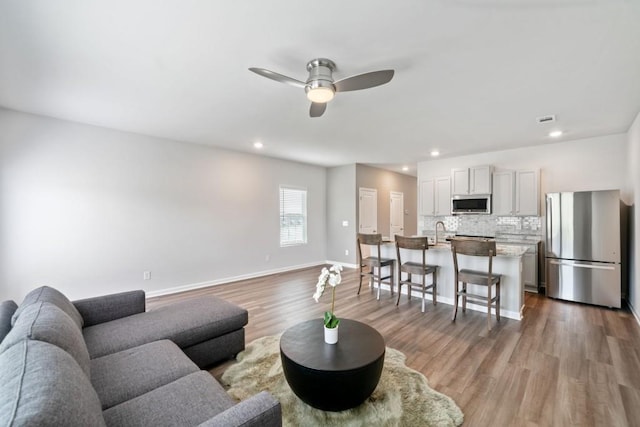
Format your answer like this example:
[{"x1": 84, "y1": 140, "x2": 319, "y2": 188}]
[{"x1": 1, "y1": 1, "x2": 639, "y2": 176}]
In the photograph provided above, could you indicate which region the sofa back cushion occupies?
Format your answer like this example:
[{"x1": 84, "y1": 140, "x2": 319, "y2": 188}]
[
  {"x1": 0, "y1": 301, "x2": 91, "y2": 376},
  {"x1": 0, "y1": 339, "x2": 106, "y2": 426},
  {"x1": 12, "y1": 286, "x2": 84, "y2": 329},
  {"x1": 0, "y1": 300, "x2": 18, "y2": 344}
]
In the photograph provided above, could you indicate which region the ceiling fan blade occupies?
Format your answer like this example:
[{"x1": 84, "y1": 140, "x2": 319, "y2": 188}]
[
  {"x1": 334, "y1": 69, "x2": 395, "y2": 92},
  {"x1": 248, "y1": 67, "x2": 306, "y2": 88},
  {"x1": 310, "y1": 102, "x2": 327, "y2": 118}
]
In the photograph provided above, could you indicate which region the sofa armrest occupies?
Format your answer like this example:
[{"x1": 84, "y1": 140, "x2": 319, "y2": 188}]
[
  {"x1": 198, "y1": 392, "x2": 281, "y2": 427},
  {"x1": 73, "y1": 290, "x2": 146, "y2": 327}
]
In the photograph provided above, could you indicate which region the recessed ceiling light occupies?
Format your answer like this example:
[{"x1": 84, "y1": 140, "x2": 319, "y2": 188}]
[
  {"x1": 253, "y1": 142, "x2": 263, "y2": 149},
  {"x1": 402, "y1": 166, "x2": 409, "y2": 171},
  {"x1": 549, "y1": 130, "x2": 563, "y2": 138},
  {"x1": 430, "y1": 150, "x2": 440, "y2": 157}
]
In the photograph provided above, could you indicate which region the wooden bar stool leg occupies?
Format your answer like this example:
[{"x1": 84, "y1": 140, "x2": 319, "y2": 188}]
[
  {"x1": 432, "y1": 270, "x2": 437, "y2": 305},
  {"x1": 376, "y1": 265, "x2": 381, "y2": 301},
  {"x1": 369, "y1": 266, "x2": 374, "y2": 291},
  {"x1": 396, "y1": 272, "x2": 402, "y2": 306},
  {"x1": 496, "y1": 280, "x2": 501, "y2": 321},
  {"x1": 487, "y1": 283, "x2": 492, "y2": 331},
  {"x1": 462, "y1": 282, "x2": 467, "y2": 313},
  {"x1": 407, "y1": 273, "x2": 412, "y2": 300},
  {"x1": 391, "y1": 263, "x2": 395, "y2": 296},
  {"x1": 421, "y1": 274, "x2": 426, "y2": 313},
  {"x1": 452, "y1": 280, "x2": 459, "y2": 321}
]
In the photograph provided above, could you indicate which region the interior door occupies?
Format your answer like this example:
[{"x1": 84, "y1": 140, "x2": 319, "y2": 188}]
[
  {"x1": 390, "y1": 191, "x2": 404, "y2": 238},
  {"x1": 359, "y1": 188, "x2": 377, "y2": 234}
]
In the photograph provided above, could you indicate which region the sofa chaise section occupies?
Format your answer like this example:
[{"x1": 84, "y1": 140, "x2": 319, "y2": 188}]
[
  {"x1": 0, "y1": 286, "x2": 281, "y2": 426},
  {"x1": 79, "y1": 292, "x2": 247, "y2": 368}
]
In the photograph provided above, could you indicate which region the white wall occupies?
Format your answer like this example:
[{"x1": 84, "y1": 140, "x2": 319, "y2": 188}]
[
  {"x1": 418, "y1": 133, "x2": 631, "y2": 204},
  {"x1": 0, "y1": 109, "x2": 326, "y2": 301},
  {"x1": 628, "y1": 112, "x2": 640, "y2": 316}
]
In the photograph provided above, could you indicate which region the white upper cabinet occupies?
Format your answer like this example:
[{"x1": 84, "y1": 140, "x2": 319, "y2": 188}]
[
  {"x1": 492, "y1": 169, "x2": 539, "y2": 216},
  {"x1": 451, "y1": 166, "x2": 492, "y2": 195},
  {"x1": 451, "y1": 168, "x2": 469, "y2": 195},
  {"x1": 434, "y1": 176, "x2": 451, "y2": 216},
  {"x1": 419, "y1": 176, "x2": 450, "y2": 216},
  {"x1": 515, "y1": 169, "x2": 539, "y2": 216},
  {"x1": 419, "y1": 178, "x2": 436, "y2": 216},
  {"x1": 492, "y1": 171, "x2": 515, "y2": 215}
]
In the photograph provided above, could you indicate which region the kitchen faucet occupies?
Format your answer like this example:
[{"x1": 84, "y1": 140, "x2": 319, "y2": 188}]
[{"x1": 435, "y1": 221, "x2": 446, "y2": 245}]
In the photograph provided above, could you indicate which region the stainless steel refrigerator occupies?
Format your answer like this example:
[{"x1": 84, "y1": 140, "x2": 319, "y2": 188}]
[{"x1": 545, "y1": 190, "x2": 621, "y2": 308}]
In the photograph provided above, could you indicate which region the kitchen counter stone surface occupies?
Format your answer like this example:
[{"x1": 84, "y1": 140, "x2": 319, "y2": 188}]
[{"x1": 428, "y1": 242, "x2": 528, "y2": 257}]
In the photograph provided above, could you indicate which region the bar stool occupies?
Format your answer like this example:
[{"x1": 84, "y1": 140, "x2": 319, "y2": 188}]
[
  {"x1": 394, "y1": 235, "x2": 438, "y2": 312},
  {"x1": 451, "y1": 239, "x2": 501, "y2": 331},
  {"x1": 356, "y1": 233, "x2": 395, "y2": 300}
]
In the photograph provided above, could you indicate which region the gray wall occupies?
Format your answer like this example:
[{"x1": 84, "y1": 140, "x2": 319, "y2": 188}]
[
  {"x1": 326, "y1": 165, "x2": 357, "y2": 265},
  {"x1": 0, "y1": 109, "x2": 327, "y2": 301},
  {"x1": 628, "y1": 111, "x2": 640, "y2": 318},
  {"x1": 356, "y1": 164, "x2": 418, "y2": 238}
]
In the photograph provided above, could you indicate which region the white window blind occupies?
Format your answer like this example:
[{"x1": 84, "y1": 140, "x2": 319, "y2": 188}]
[{"x1": 280, "y1": 186, "x2": 307, "y2": 246}]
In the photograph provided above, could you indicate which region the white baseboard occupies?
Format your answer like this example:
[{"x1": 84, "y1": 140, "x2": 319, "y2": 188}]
[
  {"x1": 628, "y1": 300, "x2": 640, "y2": 326},
  {"x1": 145, "y1": 261, "x2": 326, "y2": 298},
  {"x1": 325, "y1": 260, "x2": 358, "y2": 269},
  {"x1": 374, "y1": 283, "x2": 522, "y2": 321}
]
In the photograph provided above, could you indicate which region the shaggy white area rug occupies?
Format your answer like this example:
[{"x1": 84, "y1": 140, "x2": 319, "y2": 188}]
[{"x1": 221, "y1": 335, "x2": 464, "y2": 427}]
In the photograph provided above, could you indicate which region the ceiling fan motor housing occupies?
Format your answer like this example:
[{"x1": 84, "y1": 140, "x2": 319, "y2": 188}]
[{"x1": 305, "y1": 58, "x2": 336, "y2": 94}]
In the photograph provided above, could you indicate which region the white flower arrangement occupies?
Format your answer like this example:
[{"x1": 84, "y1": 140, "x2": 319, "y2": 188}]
[{"x1": 313, "y1": 264, "x2": 343, "y2": 328}]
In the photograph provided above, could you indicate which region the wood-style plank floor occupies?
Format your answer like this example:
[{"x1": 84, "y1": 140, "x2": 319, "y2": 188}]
[{"x1": 148, "y1": 266, "x2": 640, "y2": 426}]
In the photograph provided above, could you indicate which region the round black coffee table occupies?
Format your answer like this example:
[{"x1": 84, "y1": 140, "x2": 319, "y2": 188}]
[{"x1": 279, "y1": 318, "x2": 385, "y2": 411}]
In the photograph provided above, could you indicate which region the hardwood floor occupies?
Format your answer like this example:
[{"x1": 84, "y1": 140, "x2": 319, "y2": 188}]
[{"x1": 148, "y1": 265, "x2": 640, "y2": 426}]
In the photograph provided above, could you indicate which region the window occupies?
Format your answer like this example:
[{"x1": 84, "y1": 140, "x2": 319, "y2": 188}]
[{"x1": 280, "y1": 186, "x2": 307, "y2": 246}]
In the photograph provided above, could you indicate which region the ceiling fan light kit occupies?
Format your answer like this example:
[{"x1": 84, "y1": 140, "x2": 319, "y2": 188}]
[
  {"x1": 249, "y1": 58, "x2": 394, "y2": 117},
  {"x1": 305, "y1": 81, "x2": 335, "y2": 103}
]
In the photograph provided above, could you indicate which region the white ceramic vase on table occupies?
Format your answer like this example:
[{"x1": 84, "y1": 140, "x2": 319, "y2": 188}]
[{"x1": 324, "y1": 325, "x2": 338, "y2": 344}]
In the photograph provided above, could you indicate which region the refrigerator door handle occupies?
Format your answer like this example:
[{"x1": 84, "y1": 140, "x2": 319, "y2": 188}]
[{"x1": 548, "y1": 260, "x2": 616, "y2": 271}]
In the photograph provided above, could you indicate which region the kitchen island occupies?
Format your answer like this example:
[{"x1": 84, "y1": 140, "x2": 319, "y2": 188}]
[{"x1": 378, "y1": 241, "x2": 527, "y2": 320}]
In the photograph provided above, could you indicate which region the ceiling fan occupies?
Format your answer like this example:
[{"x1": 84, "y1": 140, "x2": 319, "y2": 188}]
[{"x1": 249, "y1": 58, "x2": 394, "y2": 118}]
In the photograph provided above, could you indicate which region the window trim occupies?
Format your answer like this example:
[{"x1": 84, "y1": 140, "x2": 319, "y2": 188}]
[{"x1": 279, "y1": 186, "x2": 308, "y2": 247}]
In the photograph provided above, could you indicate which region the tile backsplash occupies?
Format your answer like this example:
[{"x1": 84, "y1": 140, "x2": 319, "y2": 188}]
[{"x1": 420, "y1": 215, "x2": 543, "y2": 238}]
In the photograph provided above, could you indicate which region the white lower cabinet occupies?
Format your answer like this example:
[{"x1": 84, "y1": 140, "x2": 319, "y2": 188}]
[{"x1": 523, "y1": 251, "x2": 537, "y2": 292}]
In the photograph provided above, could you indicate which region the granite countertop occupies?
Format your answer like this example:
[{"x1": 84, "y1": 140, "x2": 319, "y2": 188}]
[
  {"x1": 495, "y1": 235, "x2": 542, "y2": 245},
  {"x1": 428, "y1": 242, "x2": 528, "y2": 257}
]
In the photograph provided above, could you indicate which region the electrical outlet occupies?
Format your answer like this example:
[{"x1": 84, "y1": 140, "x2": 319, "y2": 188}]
[
  {"x1": 345, "y1": 249, "x2": 349, "y2": 256},
  {"x1": 265, "y1": 254, "x2": 270, "y2": 262},
  {"x1": 143, "y1": 271, "x2": 151, "y2": 280}
]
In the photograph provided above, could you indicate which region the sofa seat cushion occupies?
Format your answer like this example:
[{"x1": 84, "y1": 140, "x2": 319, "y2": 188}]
[
  {"x1": 0, "y1": 301, "x2": 91, "y2": 376},
  {"x1": 103, "y1": 371, "x2": 235, "y2": 427},
  {"x1": 0, "y1": 300, "x2": 18, "y2": 344},
  {"x1": 0, "y1": 339, "x2": 106, "y2": 426},
  {"x1": 83, "y1": 296, "x2": 248, "y2": 358},
  {"x1": 91, "y1": 340, "x2": 200, "y2": 410},
  {"x1": 12, "y1": 286, "x2": 84, "y2": 329}
]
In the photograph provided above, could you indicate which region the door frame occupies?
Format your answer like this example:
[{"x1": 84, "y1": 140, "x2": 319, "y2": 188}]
[{"x1": 390, "y1": 191, "x2": 404, "y2": 238}]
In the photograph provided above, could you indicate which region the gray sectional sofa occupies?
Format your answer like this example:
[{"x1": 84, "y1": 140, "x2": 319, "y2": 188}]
[{"x1": 0, "y1": 286, "x2": 282, "y2": 426}]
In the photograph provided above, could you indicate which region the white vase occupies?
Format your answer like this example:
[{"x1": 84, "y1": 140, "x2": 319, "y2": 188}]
[{"x1": 324, "y1": 325, "x2": 338, "y2": 344}]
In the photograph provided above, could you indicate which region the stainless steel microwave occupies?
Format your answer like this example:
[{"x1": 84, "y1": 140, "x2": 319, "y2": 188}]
[{"x1": 451, "y1": 194, "x2": 492, "y2": 215}]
